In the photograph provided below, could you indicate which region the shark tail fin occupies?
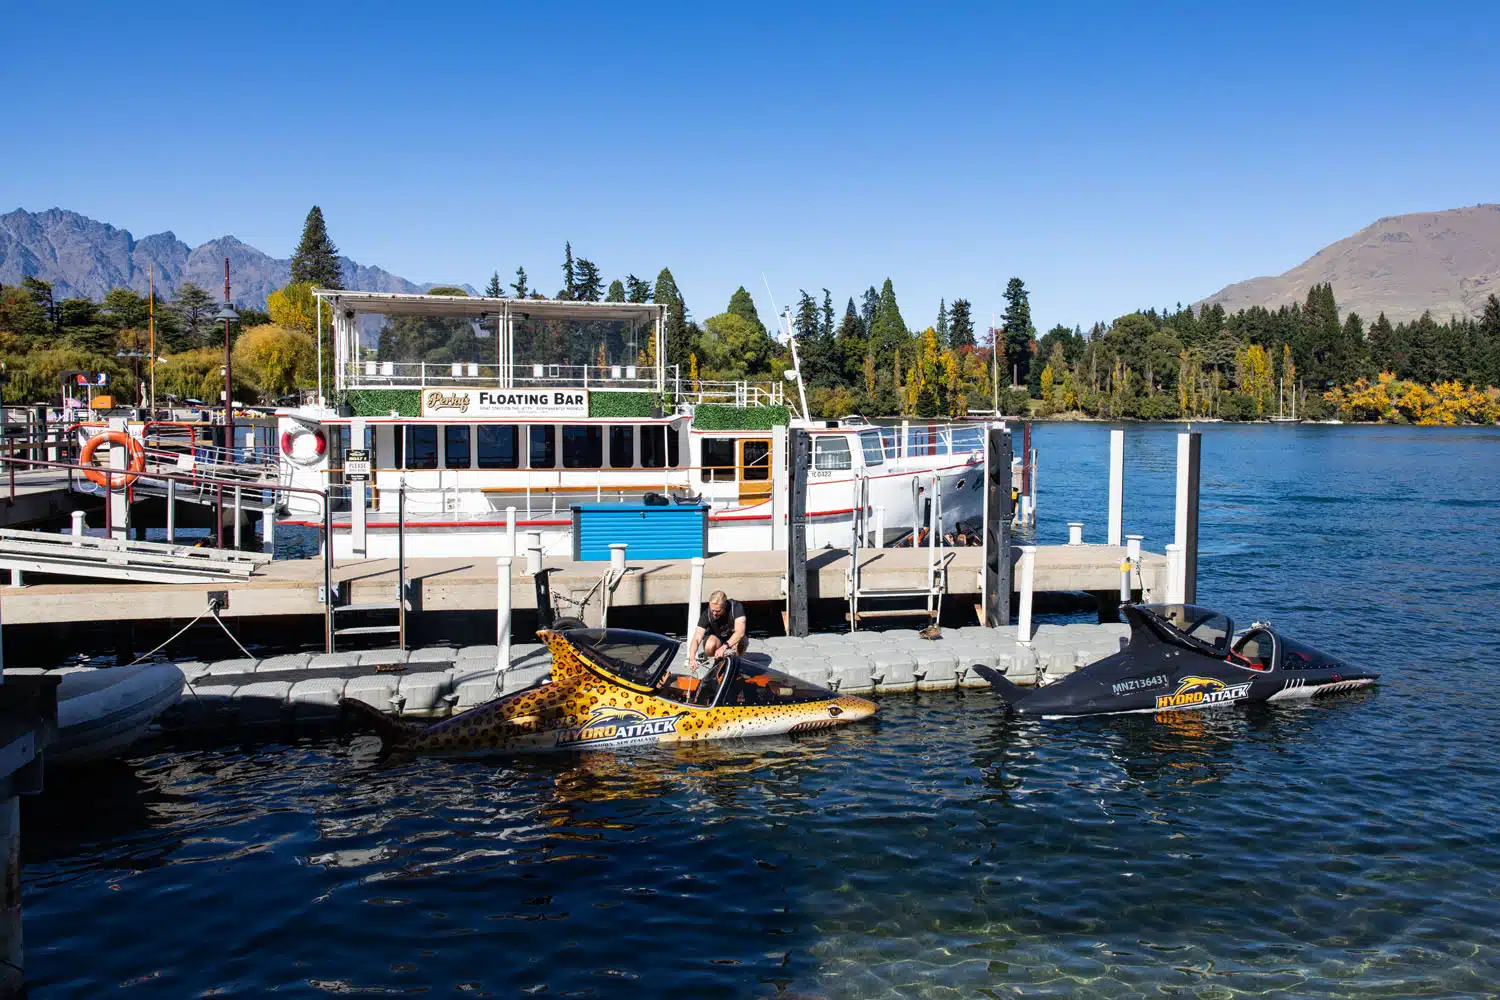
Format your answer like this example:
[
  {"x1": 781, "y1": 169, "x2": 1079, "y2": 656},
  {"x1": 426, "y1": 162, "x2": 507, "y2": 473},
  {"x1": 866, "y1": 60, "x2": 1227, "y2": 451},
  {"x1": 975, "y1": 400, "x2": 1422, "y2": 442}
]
[
  {"x1": 972, "y1": 665, "x2": 1024, "y2": 714},
  {"x1": 340, "y1": 698, "x2": 424, "y2": 747}
]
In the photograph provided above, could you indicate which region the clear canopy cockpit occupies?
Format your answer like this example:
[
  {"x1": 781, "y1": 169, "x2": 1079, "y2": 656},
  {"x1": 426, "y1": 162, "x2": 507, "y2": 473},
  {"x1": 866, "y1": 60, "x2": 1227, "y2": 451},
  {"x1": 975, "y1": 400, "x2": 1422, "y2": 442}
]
[{"x1": 1136, "y1": 604, "x2": 1234, "y2": 654}]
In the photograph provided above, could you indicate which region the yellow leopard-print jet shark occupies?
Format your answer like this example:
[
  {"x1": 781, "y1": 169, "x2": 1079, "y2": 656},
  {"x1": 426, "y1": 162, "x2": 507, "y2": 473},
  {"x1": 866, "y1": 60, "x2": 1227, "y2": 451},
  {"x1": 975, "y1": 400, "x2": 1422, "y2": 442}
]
[{"x1": 341, "y1": 628, "x2": 877, "y2": 755}]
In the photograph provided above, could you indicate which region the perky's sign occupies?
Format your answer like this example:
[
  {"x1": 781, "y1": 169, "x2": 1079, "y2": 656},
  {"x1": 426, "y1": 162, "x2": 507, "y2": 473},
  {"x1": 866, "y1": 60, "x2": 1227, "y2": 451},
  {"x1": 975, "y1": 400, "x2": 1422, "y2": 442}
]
[{"x1": 421, "y1": 388, "x2": 589, "y2": 418}]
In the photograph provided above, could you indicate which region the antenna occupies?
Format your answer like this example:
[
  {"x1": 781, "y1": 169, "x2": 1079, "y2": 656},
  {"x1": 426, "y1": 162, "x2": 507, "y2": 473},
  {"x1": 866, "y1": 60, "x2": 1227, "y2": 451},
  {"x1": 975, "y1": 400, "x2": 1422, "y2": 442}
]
[{"x1": 760, "y1": 273, "x2": 782, "y2": 340}]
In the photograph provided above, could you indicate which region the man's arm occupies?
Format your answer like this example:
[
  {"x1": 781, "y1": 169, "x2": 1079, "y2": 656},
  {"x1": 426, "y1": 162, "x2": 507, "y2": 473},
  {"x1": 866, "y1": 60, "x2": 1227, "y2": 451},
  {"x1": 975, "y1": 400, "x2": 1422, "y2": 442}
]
[
  {"x1": 687, "y1": 624, "x2": 705, "y2": 660},
  {"x1": 723, "y1": 615, "x2": 748, "y2": 656}
]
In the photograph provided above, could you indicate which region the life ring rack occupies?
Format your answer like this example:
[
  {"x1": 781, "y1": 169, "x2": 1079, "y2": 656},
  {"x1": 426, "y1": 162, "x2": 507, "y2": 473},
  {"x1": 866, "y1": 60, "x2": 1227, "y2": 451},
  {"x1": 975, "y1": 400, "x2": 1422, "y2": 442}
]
[
  {"x1": 79, "y1": 431, "x2": 146, "y2": 490},
  {"x1": 280, "y1": 423, "x2": 328, "y2": 466}
]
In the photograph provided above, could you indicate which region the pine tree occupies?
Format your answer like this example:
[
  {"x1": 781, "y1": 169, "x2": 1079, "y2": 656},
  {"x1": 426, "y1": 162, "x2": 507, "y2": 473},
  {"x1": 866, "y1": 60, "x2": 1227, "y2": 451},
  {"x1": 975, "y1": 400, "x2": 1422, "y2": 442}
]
[
  {"x1": 820, "y1": 290, "x2": 834, "y2": 341},
  {"x1": 653, "y1": 268, "x2": 690, "y2": 374},
  {"x1": 605, "y1": 279, "x2": 626, "y2": 303},
  {"x1": 483, "y1": 271, "x2": 503, "y2": 297},
  {"x1": 727, "y1": 286, "x2": 762, "y2": 329},
  {"x1": 936, "y1": 299, "x2": 949, "y2": 345},
  {"x1": 836, "y1": 297, "x2": 867, "y2": 384},
  {"x1": 1368, "y1": 312, "x2": 1398, "y2": 373},
  {"x1": 511, "y1": 267, "x2": 529, "y2": 298},
  {"x1": 869, "y1": 278, "x2": 908, "y2": 367},
  {"x1": 1480, "y1": 294, "x2": 1500, "y2": 387},
  {"x1": 289, "y1": 206, "x2": 342, "y2": 288},
  {"x1": 1001, "y1": 278, "x2": 1035, "y2": 387},
  {"x1": 949, "y1": 298, "x2": 974, "y2": 349},
  {"x1": 860, "y1": 286, "x2": 879, "y2": 332},
  {"x1": 559, "y1": 243, "x2": 576, "y2": 299},
  {"x1": 625, "y1": 274, "x2": 651, "y2": 303},
  {"x1": 173, "y1": 282, "x2": 216, "y2": 348},
  {"x1": 573, "y1": 258, "x2": 603, "y2": 301}
]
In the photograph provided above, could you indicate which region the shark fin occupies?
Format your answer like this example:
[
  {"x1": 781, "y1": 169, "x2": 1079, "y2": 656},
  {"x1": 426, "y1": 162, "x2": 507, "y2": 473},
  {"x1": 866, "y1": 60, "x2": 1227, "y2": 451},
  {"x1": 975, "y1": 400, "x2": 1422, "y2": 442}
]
[
  {"x1": 340, "y1": 698, "x2": 424, "y2": 746},
  {"x1": 973, "y1": 665, "x2": 1025, "y2": 713}
]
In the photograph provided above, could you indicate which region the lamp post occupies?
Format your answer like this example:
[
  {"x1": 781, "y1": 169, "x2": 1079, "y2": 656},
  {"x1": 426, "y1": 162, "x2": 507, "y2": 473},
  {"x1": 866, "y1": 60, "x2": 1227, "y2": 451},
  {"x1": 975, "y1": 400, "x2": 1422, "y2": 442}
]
[
  {"x1": 214, "y1": 300, "x2": 240, "y2": 460},
  {"x1": 116, "y1": 341, "x2": 151, "y2": 410}
]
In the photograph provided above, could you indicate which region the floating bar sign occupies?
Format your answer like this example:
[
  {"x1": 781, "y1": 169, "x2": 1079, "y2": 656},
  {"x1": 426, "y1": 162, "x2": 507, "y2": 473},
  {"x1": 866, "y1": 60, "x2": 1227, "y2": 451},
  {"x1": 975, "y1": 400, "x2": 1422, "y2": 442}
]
[{"x1": 421, "y1": 388, "x2": 589, "y2": 417}]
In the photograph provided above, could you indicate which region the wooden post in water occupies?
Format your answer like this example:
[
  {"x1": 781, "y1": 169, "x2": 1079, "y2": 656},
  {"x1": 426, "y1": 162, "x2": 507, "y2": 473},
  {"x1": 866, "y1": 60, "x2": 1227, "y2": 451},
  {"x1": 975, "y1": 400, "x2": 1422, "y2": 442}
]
[
  {"x1": 786, "y1": 428, "x2": 810, "y2": 637},
  {"x1": 982, "y1": 423, "x2": 1013, "y2": 627}
]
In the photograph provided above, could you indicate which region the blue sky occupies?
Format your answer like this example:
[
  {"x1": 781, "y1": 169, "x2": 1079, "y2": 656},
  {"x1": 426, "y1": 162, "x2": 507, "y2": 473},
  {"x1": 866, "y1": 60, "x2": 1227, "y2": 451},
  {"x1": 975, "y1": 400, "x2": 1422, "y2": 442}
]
[{"x1": 3, "y1": 1, "x2": 1494, "y2": 334}]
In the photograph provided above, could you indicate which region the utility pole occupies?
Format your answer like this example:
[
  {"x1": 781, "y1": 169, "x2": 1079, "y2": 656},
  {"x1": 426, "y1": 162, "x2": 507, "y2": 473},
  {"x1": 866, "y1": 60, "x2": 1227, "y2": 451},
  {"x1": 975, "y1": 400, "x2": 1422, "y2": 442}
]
[{"x1": 148, "y1": 263, "x2": 156, "y2": 415}]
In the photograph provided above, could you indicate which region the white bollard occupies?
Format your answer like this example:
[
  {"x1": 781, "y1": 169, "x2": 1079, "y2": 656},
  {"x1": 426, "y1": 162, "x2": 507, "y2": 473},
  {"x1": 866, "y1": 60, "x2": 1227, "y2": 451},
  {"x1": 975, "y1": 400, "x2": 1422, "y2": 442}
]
[
  {"x1": 505, "y1": 506, "x2": 517, "y2": 556},
  {"x1": 524, "y1": 531, "x2": 542, "y2": 577},
  {"x1": 262, "y1": 506, "x2": 275, "y2": 555},
  {"x1": 873, "y1": 506, "x2": 885, "y2": 549},
  {"x1": 1107, "y1": 427, "x2": 1124, "y2": 546},
  {"x1": 1017, "y1": 545, "x2": 1036, "y2": 645},
  {"x1": 1067, "y1": 522, "x2": 1083, "y2": 545},
  {"x1": 685, "y1": 556, "x2": 705, "y2": 643},
  {"x1": 233, "y1": 485, "x2": 243, "y2": 549},
  {"x1": 1165, "y1": 543, "x2": 1184, "y2": 605},
  {"x1": 1175, "y1": 432, "x2": 1190, "y2": 551},
  {"x1": 71, "y1": 510, "x2": 86, "y2": 542},
  {"x1": 609, "y1": 543, "x2": 627, "y2": 575},
  {"x1": 496, "y1": 556, "x2": 512, "y2": 674},
  {"x1": 1126, "y1": 534, "x2": 1142, "y2": 563},
  {"x1": 166, "y1": 478, "x2": 177, "y2": 543}
]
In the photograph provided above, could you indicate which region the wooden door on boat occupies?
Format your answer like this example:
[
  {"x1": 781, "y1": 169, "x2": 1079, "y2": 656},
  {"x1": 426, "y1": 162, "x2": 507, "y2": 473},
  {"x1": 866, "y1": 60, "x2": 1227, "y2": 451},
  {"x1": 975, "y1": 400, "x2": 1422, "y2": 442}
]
[{"x1": 738, "y1": 439, "x2": 771, "y2": 503}]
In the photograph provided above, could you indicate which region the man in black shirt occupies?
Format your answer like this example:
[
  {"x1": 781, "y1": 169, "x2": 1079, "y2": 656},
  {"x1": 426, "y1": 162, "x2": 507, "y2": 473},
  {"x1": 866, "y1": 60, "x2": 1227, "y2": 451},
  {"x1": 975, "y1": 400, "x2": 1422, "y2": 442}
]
[{"x1": 689, "y1": 590, "x2": 747, "y2": 662}]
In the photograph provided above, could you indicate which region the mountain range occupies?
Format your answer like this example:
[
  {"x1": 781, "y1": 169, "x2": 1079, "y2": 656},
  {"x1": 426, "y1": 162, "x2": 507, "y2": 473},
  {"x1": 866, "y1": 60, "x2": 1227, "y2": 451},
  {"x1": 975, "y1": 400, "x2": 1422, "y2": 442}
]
[
  {"x1": 1199, "y1": 204, "x2": 1500, "y2": 324},
  {"x1": 0, "y1": 208, "x2": 472, "y2": 308}
]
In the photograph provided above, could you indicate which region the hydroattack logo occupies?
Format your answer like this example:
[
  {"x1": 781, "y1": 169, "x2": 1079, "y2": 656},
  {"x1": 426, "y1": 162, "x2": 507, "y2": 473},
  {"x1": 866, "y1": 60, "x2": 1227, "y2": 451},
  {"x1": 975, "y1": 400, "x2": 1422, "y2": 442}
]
[
  {"x1": 1154, "y1": 676, "x2": 1251, "y2": 710},
  {"x1": 555, "y1": 707, "x2": 685, "y2": 747}
]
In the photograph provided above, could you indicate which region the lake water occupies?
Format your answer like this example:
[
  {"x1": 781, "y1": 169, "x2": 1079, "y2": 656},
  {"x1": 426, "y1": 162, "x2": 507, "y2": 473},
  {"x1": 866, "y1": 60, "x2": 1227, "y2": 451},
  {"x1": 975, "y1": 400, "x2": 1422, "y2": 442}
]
[{"x1": 21, "y1": 423, "x2": 1500, "y2": 998}]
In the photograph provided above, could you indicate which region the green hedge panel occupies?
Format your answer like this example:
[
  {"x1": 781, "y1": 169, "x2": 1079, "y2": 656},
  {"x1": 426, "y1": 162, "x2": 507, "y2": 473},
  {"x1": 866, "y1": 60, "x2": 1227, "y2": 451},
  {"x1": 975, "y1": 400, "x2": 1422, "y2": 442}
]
[
  {"x1": 346, "y1": 388, "x2": 422, "y2": 417},
  {"x1": 589, "y1": 391, "x2": 656, "y2": 418},
  {"x1": 691, "y1": 404, "x2": 790, "y2": 430}
]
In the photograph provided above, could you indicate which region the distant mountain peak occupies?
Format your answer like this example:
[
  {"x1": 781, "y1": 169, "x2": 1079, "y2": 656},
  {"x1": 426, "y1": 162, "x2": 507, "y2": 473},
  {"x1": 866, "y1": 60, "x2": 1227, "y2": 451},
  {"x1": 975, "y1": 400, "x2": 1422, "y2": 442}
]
[
  {"x1": 0, "y1": 207, "x2": 473, "y2": 307},
  {"x1": 1200, "y1": 205, "x2": 1500, "y2": 323}
]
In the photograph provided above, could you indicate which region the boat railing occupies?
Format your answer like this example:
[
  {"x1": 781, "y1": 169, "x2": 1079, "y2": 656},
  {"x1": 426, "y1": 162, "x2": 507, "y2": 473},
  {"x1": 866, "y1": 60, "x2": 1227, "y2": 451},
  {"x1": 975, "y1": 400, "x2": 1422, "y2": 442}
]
[
  {"x1": 683, "y1": 380, "x2": 786, "y2": 408},
  {"x1": 873, "y1": 422, "x2": 987, "y2": 461}
]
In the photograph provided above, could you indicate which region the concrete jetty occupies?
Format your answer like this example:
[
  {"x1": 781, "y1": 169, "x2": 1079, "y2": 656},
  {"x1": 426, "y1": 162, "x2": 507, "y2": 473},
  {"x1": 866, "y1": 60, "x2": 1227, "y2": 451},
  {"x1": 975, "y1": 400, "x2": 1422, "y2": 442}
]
[
  {"x1": 4, "y1": 545, "x2": 1166, "y2": 627},
  {"x1": 118, "y1": 621, "x2": 1129, "y2": 731}
]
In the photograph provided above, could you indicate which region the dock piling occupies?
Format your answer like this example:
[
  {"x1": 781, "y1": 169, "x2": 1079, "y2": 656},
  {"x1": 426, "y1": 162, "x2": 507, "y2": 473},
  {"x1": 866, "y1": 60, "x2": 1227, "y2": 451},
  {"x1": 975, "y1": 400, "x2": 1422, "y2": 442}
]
[
  {"x1": 686, "y1": 555, "x2": 705, "y2": 643},
  {"x1": 1068, "y1": 522, "x2": 1083, "y2": 545},
  {"x1": 233, "y1": 486, "x2": 243, "y2": 549},
  {"x1": 982, "y1": 423, "x2": 1013, "y2": 627},
  {"x1": 71, "y1": 510, "x2": 85, "y2": 544},
  {"x1": 786, "y1": 428, "x2": 810, "y2": 637},
  {"x1": 496, "y1": 556, "x2": 512, "y2": 674},
  {"x1": 1166, "y1": 543, "x2": 1185, "y2": 604},
  {"x1": 1177, "y1": 432, "x2": 1201, "y2": 604},
  {"x1": 262, "y1": 506, "x2": 275, "y2": 555},
  {"x1": 505, "y1": 506, "x2": 517, "y2": 556},
  {"x1": 524, "y1": 531, "x2": 542, "y2": 577},
  {"x1": 1107, "y1": 428, "x2": 1124, "y2": 545},
  {"x1": 1017, "y1": 544, "x2": 1036, "y2": 644},
  {"x1": 166, "y1": 479, "x2": 177, "y2": 542}
]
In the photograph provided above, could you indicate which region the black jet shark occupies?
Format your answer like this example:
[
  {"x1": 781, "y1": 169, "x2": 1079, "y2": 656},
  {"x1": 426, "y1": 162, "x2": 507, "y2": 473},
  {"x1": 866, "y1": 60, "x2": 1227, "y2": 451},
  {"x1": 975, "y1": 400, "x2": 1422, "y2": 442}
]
[{"x1": 974, "y1": 603, "x2": 1379, "y2": 718}]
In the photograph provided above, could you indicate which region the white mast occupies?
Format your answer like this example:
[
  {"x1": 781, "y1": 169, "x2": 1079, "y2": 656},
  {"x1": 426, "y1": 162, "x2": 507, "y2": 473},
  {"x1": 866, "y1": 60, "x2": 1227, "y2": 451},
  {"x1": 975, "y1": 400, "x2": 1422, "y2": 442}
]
[{"x1": 782, "y1": 306, "x2": 811, "y2": 421}]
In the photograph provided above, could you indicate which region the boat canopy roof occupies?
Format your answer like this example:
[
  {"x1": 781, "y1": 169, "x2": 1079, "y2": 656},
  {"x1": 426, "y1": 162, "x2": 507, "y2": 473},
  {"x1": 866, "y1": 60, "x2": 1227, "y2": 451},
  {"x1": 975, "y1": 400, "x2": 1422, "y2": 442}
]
[
  {"x1": 563, "y1": 628, "x2": 680, "y2": 688},
  {"x1": 311, "y1": 289, "x2": 664, "y2": 321},
  {"x1": 1132, "y1": 603, "x2": 1234, "y2": 655}
]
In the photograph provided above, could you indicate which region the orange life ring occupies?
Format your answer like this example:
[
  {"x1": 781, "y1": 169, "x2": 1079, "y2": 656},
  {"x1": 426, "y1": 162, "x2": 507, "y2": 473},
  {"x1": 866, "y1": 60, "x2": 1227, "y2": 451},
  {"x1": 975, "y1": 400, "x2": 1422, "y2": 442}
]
[
  {"x1": 80, "y1": 431, "x2": 146, "y2": 490},
  {"x1": 280, "y1": 424, "x2": 327, "y2": 466}
]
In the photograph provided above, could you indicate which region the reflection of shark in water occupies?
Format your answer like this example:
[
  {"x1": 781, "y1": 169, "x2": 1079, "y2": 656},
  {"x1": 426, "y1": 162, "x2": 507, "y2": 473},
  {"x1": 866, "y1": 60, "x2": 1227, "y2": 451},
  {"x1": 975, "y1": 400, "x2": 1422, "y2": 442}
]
[{"x1": 342, "y1": 628, "x2": 876, "y2": 756}]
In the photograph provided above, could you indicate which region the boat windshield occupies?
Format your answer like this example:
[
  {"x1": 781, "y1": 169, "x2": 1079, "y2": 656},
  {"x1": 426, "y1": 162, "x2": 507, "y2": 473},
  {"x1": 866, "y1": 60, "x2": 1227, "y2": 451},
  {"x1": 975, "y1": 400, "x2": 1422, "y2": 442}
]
[
  {"x1": 721, "y1": 661, "x2": 836, "y2": 706},
  {"x1": 563, "y1": 628, "x2": 679, "y2": 687},
  {"x1": 1276, "y1": 635, "x2": 1350, "y2": 672},
  {"x1": 1139, "y1": 604, "x2": 1234, "y2": 653}
]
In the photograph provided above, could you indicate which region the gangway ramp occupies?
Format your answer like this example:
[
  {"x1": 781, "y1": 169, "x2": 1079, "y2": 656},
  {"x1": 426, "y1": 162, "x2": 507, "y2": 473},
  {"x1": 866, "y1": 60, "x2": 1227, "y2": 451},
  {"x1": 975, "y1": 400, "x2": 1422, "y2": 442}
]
[{"x1": 0, "y1": 528, "x2": 271, "y2": 584}]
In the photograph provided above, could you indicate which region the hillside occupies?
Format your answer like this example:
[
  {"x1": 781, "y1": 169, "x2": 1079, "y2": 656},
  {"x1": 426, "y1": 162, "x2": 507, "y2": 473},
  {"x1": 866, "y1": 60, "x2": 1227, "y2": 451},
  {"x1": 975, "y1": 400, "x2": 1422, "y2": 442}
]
[
  {"x1": 0, "y1": 207, "x2": 471, "y2": 308},
  {"x1": 1199, "y1": 204, "x2": 1500, "y2": 323}
]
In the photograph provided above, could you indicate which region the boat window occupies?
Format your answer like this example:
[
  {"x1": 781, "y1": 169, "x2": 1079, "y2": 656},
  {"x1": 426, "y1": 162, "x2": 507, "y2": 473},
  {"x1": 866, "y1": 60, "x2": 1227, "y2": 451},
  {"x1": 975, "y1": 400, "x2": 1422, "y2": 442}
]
[
  {"x1": 1142, "y1": 604, "x2": 1233, "y2": 653},
  {"x1": 476, "y1": 425, "x2": 519, "y2": 469},
  {"x1": 609, "y1": 426, "x2": 634, "y2": 468},
  {"x1": 529, "y1": 425, "x2": 556, "y2": 468},
  {"x1": 444, "y1": 425, "x2": 471, "y2": 469},
  {"x1": 389, "y1": 424, "x2": 403, "y2": 468},
  {"x1": 667, "y1": 425, "x2": 680, "y2": 467},
  {"x1": 813, "y1": 434, "x2": 852, "y2": 471},
  {"x1": 722, "y1": 662, "x2": 834, "y2": 706},
  {"x1": 640, "y1": 425, "x2": 667, "y2": 469},
  {"x1": 879, "y1": 427, "x2": 897, "y2": 459},
  {"x1": 562, "y1": 425, "x2": 603, "y2": 469},
  {"x1": 702, "y1": 437, "x2": 737, "y2": 482},
  {"x1": 742, "y1": 439, "x2": 771, "y2": 481},
  {"x1": 565, "y1": 628, "x2": 678, "y2": 688},
  {"x1": 404, "y1": 425, "x2": 438, "y2": 470},
  {"x1": 1232, "y1": 629, "x2": 1276, "y2": 671},
  {"x1": 858, "y1": 430, "x2": 885, "y2": 467},
  {"x1": 1277, "y1": 636, "x2": 1350, "y2": 673}
]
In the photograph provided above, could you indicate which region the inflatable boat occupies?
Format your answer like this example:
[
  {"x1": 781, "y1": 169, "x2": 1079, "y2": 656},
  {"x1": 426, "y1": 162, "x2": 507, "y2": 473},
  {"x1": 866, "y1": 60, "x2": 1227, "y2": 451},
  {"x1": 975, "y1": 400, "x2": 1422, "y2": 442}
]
[{"x1": 47, "y1": 662, "x2": 186, "y2": 765}]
